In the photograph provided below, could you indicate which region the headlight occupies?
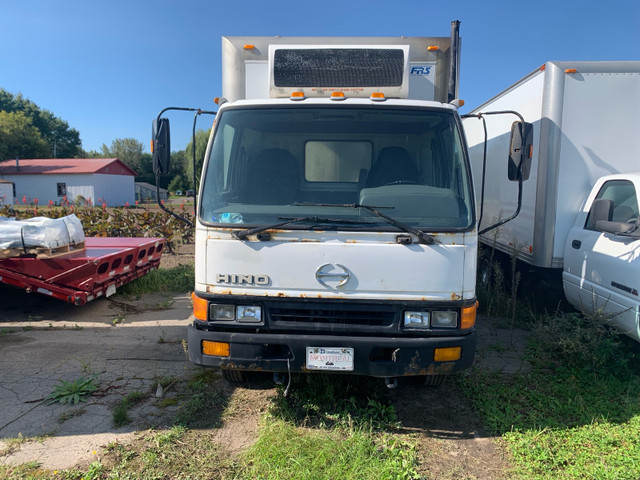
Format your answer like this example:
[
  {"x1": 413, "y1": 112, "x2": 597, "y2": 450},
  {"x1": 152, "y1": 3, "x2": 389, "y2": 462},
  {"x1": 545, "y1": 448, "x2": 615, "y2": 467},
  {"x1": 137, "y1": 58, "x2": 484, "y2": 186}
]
[
  {"x1": 431, "y1": 311, "x2": 458, "y2": 328},
  {"x1": 210, "y1": 303, "x2": 235, "y2": 321},
  {"x1": 404, "y1": 311, "x2": 430, "y2": 329},
  {"x1": 237, "y1": 305, "x2": 262, "y2": 323}
]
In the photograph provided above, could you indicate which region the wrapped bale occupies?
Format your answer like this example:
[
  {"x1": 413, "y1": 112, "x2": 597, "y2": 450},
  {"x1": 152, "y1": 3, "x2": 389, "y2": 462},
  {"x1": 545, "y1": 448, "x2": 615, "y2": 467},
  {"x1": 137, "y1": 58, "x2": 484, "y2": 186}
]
[{"x1": 0, "y1": 214, "x2": 85, "y2": 257}]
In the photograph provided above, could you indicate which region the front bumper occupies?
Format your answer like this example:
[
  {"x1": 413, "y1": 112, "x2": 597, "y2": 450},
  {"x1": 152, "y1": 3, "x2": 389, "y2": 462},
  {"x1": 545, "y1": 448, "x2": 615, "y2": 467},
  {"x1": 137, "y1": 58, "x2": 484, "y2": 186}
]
[{"x1": 187, "y1": 324, "x2": 476, "y2": 377}]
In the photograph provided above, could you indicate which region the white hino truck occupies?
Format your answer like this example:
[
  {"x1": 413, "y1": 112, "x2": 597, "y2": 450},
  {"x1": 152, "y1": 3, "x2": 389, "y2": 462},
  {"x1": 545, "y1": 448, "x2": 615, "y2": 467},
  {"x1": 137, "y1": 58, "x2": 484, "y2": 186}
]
[
  {"x1": 152, "y1": 25, "x2": 532, "y2": 385},
  {"x1": 463, "y1": 61, "x2": 640, "y2": 342}
]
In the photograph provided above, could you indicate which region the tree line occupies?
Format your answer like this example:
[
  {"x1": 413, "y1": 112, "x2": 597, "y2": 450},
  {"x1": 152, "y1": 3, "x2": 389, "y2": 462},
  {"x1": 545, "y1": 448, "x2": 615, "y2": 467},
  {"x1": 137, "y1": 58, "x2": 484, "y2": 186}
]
[{"x1": 0, "y1": 88, "x2": 205, "y2": 192}]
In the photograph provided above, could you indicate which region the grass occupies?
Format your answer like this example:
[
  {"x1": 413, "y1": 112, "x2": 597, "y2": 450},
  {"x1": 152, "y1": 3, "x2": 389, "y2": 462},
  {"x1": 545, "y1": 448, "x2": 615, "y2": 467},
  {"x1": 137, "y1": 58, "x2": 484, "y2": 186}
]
[
  {"x1": 463, "y1": 263, "x2": 640, "y2": 479},
  {"x1": 241, "y1": 420, "x2": 418, "y2": 480},
  {"x1": 112, "y1": 390, "x2": 146, "y2": 428},
  {"x1": 3, "y1": 251, "x2": 639, "y2": 479},
  {"x1": 116, "y1": 263, "x2": 194, "y2": 296}
]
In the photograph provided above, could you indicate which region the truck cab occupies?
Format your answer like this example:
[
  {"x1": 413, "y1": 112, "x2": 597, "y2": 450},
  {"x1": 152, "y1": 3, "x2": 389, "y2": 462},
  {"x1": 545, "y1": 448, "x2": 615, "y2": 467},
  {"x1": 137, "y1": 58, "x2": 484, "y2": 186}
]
[
  {"x1": 563, "y1": 174, "x2": 640, "y2": 342},
  {"x1": 181, "y1": 35, "x2": 482, "y2": 384}
]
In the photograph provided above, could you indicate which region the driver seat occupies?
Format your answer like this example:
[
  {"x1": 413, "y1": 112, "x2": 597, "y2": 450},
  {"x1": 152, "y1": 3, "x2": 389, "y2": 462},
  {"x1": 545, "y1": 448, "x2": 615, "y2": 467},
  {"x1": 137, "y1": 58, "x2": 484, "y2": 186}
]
[{"x1": 366, "y1": 147, "x2": 420, "y2": 188}]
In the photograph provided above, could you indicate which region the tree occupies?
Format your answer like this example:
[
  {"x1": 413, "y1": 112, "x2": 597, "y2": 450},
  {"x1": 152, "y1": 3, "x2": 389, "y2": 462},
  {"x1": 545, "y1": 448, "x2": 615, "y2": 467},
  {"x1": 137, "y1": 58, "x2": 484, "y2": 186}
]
[
  {"x1": 0, "y1": 110, "x2": 50, "y2": 159},
  {"x1": 184, "y1": 129, "x2": 211, "y2": 186},
  {"x1": 101, "y1": 138, "x2": 145, "y2": 174},
  {"x1": 0, "y1": 89, "x2": 82, "y2": 158},
  {"x1": 168, "y1": 174, "x2": 186, "y2": 193}
]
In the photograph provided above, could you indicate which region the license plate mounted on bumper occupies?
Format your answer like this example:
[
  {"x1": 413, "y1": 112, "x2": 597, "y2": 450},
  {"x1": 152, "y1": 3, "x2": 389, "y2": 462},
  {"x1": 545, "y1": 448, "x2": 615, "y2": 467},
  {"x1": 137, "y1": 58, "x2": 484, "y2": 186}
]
[{"x1": 306, "y1": 347, "x2": 354, "y2": 371}]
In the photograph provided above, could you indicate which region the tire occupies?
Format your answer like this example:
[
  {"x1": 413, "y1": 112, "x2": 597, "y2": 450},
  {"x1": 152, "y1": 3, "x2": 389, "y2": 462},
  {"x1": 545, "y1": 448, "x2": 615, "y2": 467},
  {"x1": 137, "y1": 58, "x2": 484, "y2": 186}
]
[
  {"x1": 422, "y1": 375, "x2": 445, "y2": 387},
  {"x1": 221, "y1": 368, "x2": 245, "y2": 383}
]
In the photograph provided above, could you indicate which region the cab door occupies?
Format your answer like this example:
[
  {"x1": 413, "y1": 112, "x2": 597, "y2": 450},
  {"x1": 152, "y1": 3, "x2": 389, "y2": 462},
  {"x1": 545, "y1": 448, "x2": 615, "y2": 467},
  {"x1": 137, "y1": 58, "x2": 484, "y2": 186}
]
[{"x1": 563, "y1": 178, "x2": 640, "y2": 342}]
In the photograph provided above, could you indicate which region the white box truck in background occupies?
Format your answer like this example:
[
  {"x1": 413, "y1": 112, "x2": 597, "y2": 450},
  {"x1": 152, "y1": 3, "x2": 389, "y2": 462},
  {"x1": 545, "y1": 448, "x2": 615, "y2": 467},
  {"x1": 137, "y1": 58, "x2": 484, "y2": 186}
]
[
  {"x1": 463, "y1": 61, "x2": 640, "y2": 342},
  {"x1": 153, "y1": 24, "x2": 532, "y2": 386}
]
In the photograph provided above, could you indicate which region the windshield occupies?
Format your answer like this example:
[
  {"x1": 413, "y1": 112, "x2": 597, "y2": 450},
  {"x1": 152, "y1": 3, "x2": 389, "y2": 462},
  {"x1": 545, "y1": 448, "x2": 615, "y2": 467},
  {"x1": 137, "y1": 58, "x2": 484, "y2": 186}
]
[{"x1": 199, "y1": 106, "x2": 474, "y2": 231}]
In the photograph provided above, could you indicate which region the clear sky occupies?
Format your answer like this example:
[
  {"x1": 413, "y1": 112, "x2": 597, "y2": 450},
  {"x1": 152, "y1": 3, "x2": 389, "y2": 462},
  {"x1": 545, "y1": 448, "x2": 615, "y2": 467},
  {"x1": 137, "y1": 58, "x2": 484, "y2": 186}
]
[{"x1": 1, "y1": 0, "x2": 639, "y2": 154}]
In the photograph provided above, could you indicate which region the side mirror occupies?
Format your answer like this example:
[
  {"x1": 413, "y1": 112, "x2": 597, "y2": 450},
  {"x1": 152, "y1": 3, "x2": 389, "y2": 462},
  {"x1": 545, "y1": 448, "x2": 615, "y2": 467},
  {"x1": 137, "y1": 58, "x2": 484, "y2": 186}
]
[
  {"x1": 152, "y1": 118, "x2": 171, "y2": 175},
  {"x1": 508, "y1": 121, "x2": 533, "y2": 181}
]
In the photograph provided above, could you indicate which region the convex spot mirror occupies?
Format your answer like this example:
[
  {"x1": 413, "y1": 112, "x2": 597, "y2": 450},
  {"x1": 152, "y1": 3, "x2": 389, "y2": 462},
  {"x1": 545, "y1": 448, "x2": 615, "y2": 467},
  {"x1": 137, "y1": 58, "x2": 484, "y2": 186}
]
[
  {"x1": 152, "y1": 118, "x2": 171, "y2": 175},
  {"x1": 508, "y1": 121, "x2": 533, "y2": 182}
]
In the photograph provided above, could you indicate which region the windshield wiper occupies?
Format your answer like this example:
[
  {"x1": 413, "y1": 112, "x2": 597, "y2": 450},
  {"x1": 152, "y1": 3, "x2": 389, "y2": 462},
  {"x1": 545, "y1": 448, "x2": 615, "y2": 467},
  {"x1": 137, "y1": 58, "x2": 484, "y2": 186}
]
[
  {"x1": 294, "y1": 202, "x2": 439, "y2": 245},
  {"x1": 232, "y1": 216, "x2": 373, "y2": 240}
]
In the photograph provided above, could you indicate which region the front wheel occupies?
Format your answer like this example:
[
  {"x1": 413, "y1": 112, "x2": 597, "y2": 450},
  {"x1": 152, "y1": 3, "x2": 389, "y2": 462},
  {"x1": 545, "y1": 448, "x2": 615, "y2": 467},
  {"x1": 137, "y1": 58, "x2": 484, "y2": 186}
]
[
  {"x1": 221, "y1": 368, "x2": 245, "y2": 383},
  {"x1": 421, "y1": 375, "x2": 445, "y2": 387}
]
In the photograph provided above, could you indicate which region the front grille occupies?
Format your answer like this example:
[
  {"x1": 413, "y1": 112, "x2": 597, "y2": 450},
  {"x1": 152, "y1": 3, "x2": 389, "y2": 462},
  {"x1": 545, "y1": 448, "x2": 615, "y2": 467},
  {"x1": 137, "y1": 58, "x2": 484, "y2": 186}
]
[{"x1": 269, "y1": 305, "x2": 395, "y2": 327}]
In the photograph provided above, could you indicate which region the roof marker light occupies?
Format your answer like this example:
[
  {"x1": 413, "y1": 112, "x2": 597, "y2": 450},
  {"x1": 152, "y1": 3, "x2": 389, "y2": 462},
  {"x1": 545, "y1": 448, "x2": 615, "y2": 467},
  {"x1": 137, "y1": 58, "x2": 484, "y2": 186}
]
[
  {"x1": 370, "y1": 92, "x2": 386, "y2": 101},
  {"x1": 427, "y1": 46, "x2": 440, "y2": 51},
  {"x1": 565, "y1": 68, "x2": 578, "y2": 74},
  {"x1": 330, "y1": 91, "x2": 346, "y2": 101},
  {"x1": 243, "y1": 44, "x2": 256, "y2": 50},
  {"x1": 290, "y1": 91, "x2": 306, "y2": 101}
]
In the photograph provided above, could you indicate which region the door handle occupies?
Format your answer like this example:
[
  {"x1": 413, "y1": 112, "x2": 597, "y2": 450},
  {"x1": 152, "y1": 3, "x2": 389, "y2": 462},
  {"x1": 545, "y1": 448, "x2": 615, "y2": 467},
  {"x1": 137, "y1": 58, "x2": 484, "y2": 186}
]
[{"x1": 571, "y1": 240, "x2": 582, "y2": 249}]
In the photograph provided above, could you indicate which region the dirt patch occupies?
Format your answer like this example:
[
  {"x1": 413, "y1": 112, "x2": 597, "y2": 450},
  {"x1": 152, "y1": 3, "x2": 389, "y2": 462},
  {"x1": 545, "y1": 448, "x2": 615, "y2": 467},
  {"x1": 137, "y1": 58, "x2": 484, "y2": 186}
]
[
  {"x1": 392, "y1": 378, "x2": 512, "y2": 479},
  {"x1": 159, "y1": 242, "x2": 194, "y2": 269},
  {"x1": 213, "y1": 383, "x2": 274, "y2": 454}
]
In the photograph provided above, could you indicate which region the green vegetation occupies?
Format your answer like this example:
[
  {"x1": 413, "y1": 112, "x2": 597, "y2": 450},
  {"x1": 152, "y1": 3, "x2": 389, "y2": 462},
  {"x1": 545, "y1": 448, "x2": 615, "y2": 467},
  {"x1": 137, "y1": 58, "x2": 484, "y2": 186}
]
[
  {"x1": 0, "y1": 203, "x2": 194, "y2": 251},
  {"x1": 242, "y1": 420, "x2": 418, "y2": 480},
  {"x1": 464, "y1": 253, "x2": 640, "y2": 479},
  {"x1": 112, "y1": 391, "x2": 147, "y2": 428},
  {"x1": 117, "y1": 263, "x2": 194, "y2": 296},
  {"x1": 0, "y1": 89, "x2": 82, "y2": 159},
  {"x1": 45, "y1": 376, "x2": 98, "y2": 405}
]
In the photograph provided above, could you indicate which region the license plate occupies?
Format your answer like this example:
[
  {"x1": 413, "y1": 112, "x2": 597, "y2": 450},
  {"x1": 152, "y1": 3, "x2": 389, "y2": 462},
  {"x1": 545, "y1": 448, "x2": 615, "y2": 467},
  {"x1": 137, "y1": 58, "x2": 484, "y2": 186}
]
[
  {"x1": 106, "y1": 284, "x2": 117, "y2": 297},
  {"x1": 306, "y1": 347, "x2": 354, "y2": 371}
]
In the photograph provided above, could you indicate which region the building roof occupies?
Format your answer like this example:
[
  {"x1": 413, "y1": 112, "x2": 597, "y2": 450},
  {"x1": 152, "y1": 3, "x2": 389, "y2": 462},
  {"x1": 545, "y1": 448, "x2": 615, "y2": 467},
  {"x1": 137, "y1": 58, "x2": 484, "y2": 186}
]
[
  {"x1": 136, "y1": 182, "x2": 167, "y2": 193},
  {"x1": 0, "y1": 158, "x2": 137, "y2": 176}
]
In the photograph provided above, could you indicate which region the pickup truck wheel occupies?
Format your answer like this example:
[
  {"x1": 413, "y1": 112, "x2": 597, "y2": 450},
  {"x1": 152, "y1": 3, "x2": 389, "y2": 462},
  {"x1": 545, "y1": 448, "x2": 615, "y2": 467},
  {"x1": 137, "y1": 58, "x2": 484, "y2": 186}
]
[
  {"x1": 422, "y1": 375, "x2": 445, "y2": 387},
  {"x1": 221, "y1": 368, "x2": 245, "y2": 383}
]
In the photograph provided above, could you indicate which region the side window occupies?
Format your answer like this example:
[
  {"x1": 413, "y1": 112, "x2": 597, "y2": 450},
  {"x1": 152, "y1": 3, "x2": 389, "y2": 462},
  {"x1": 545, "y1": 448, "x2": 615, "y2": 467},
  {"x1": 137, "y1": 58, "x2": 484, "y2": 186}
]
[
  {"x1": 57, "y1": 183, "x2": 67, "y2": 196},
  {"x1": 586, "y1": 180, "x2": 639, "y2": 230}
]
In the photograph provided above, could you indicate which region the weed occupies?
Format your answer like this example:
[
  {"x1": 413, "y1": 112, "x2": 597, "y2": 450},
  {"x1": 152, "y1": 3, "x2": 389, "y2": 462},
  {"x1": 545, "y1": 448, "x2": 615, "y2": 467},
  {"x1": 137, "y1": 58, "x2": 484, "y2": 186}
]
[
  {"x1": 113, "y1": 390, "x2": 147, "y2": 427},
  {"x1": 0, "y1": 328, "x2": 16, "y2": 335},
  {"x1": 46, "y1": 376, "x2": 98, "y2": 405},
  {"x1": 529, "y1": 310, "x2": 637, "y2": 374},
  {"x1": 111, "y1": 313, "x2": 125, "y2": 326},
  {"x1": 460, "y1": 302, "x2": 640, "y2": 479},
  {"x1": 174, "y1": 370, "x2": 226, "y2": 428},
  {"x1": 241, "y1": 420, "x2": 419, "y2": 480},
  {"x1": 57, "y1": 408, "x2": 86, "y2": 424},
  {"x1": 117, "y1": 264, "x2": 194, "y2": 296},
  {"x1": 269, "y1": 374, "x2": 398, "y2": 432}
]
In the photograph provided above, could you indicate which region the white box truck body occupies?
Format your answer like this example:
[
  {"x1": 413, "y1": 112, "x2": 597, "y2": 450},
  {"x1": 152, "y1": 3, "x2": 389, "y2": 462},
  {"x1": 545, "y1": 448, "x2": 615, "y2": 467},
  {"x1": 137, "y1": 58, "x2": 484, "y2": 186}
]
[
  {"x1": 463, "y1": 61, "x2": 640, "y2": 341},
  {"x1": 152, "y1": 29, "x2": 528, "y2": 383}
]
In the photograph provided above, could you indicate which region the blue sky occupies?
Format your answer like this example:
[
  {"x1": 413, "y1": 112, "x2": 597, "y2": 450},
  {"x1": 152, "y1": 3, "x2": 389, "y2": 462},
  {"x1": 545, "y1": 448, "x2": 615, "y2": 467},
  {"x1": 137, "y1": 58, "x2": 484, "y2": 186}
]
[{"x1": 1, "y1": 0, "x2": 639, "y2": 154}]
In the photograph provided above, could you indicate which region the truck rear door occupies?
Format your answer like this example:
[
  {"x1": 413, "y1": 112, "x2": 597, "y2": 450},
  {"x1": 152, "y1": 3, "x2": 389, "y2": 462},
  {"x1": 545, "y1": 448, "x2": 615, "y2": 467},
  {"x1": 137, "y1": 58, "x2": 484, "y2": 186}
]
[{"x1": 563, "y1": 177, "x2": 640, "y2": 342}]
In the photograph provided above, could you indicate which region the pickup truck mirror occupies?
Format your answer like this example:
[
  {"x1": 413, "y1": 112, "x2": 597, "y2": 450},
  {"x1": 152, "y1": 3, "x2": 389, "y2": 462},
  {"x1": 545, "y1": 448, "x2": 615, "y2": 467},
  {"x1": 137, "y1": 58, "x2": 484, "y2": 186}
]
[
  {"x1": 508, "y1": 121, "x2": 533, "y2": 182},
  {"x1": 152, "y1": 118, "x2": 171, "y2": 175}
]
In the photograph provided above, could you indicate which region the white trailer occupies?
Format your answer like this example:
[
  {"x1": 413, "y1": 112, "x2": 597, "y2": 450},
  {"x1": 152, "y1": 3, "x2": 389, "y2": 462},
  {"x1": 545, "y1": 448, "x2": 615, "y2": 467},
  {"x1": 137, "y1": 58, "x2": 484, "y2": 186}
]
[
  {"x1": 153, "y1": 25, "x2": 529, "y2": 384},
  {"x1": 463, "y1": 61, "x2": 640, "y2": 341}
]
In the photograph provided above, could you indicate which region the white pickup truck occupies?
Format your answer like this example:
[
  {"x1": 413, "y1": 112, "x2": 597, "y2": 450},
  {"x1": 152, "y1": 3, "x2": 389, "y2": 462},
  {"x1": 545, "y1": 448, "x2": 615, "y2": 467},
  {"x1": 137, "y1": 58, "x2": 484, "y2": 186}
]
[
  {"x1": 463, "y1": 61, "x2": 640, "y2": 342},
  {"x1": 563, "y1": 173, "x2": 640, "y2": 341}
]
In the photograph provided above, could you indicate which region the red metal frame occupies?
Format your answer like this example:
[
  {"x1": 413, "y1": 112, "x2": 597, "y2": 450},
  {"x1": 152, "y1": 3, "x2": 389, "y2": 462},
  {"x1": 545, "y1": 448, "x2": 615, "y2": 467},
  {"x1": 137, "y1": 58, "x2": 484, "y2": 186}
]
[{"x1": 0, "y1": 237, "x2": 166, "y2": 305}]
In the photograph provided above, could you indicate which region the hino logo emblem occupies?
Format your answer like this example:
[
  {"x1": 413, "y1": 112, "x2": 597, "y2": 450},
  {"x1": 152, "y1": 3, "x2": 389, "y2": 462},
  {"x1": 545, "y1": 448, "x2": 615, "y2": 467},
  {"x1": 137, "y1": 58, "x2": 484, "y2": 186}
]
[
  {"x1": 216, "y1": 274, "x2": 270, "y2": 286},
  {"x1": 315, "y1": 264, "x2": 350, "y2": 288}
]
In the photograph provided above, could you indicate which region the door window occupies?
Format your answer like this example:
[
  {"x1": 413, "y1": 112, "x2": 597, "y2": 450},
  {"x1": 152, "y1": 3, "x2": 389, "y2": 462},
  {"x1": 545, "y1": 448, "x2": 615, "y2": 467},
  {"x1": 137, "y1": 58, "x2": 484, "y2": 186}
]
[{"x1": 586, "y1": 180, "x2": 639, "y2": 231}]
